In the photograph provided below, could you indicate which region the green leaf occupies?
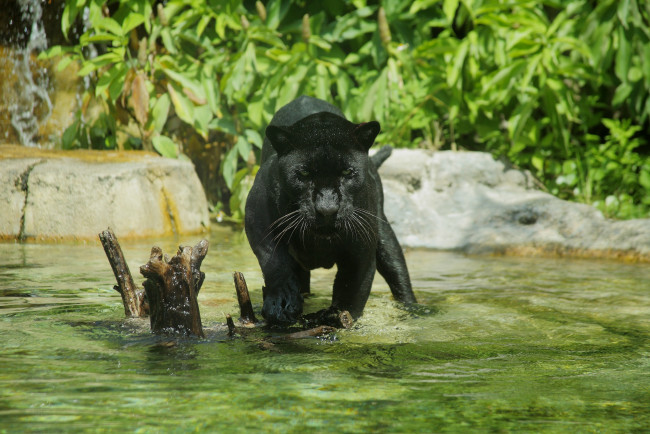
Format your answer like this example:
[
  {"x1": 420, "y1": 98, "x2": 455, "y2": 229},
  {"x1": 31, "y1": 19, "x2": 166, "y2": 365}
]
[
  {"x1": 617, "y1": 0, "x2": 630, "y2": 29},
  {"x1": 615, "y1": 26, "x2": 631, "y2": 82},
  {"x1": 56, "y1": 56, "x2": 74, "y2": 72},
  {"x1": 95, "y1": 67, "x2": 118, "y2": 98},
  {"x1": 628, "y1": 66, "x2": 643, "y2": 83},
  {"x1": 38, "y1": 45, "x2": 65, "y2": 59},
  {"x1": 97, "y1": 17, "x2": 124, "y2": 36},
  {"x1": 443, "y1": 0, "x2": 459, "y2": 25},
  {"x1": 143, "y1": 2, "x2": 152, "y2": 33},
  {"x1": 509, "y1": 101, "x2": 534, "y2": 144},
  {"x1": 236, "y1": 136, "x2": 252, "y2": 160},
  {"x1": 277, "y1": 63, "x2": 311, "y2": 108},
  {"x1": 531, "y1": 155, "x2": 544, "y2": 173},
  {"x1": 612, "y1": 83, "x2": 633, "y2": 106},
  {"x1": 161, "y1": 28, "x2": 177, "y2": 54},
  {"x1": 161, "y1": 67, "x2": 204, "y2": 100},
  {"x1": 310, "y1": 36, "x2": 332, "y2": 51},
  {"x1": 61, "y1": 1, "x2": 80, "y2": 38},
  {"x1": 152, "y1": 135, "x2": 178, "y2": 158},
  {"x1": 151, "y1": 94, "x2": 171, "y2": 134},
  {"x1": 209, "y1": 118, "x2": 237, "y2": 136},
  {"x1": 247, "y1": 96, "x2": 265, "y2": 128},
  {"x1": 122, "y1": 13, "x2": 145, "y2": 34},
  {"x1": 197, "y1": 15, "x2": 212, "y2": 37},
  {"x1": 202, "y1": 74, "x2": 221, "y2": 117},
  {"x1": 640, "y1": 167, "x2": 650, "y2": 190},
  {"x1": 222, "y1": 146, "x2": 239, "y2": 189},
  {"x1": 108, "y1": 66, "x2": 128, "y2": 102},
  {"x1": 167, "y1": 84, "x2": 194, "y2": 125},
  {"x1": 360, "y1": 68, "x2": 388, "y2": 120},
  {"x1": 336, "y1": 73, "x2": 352, "y2": 105},
  {"x1": 77, "y1": 52, "x2": 123, "y2": 76},
  {"x1": 447, "y1": 39, "x2": 468, "y2": 88},
  {"x1": 245, "y1": 129, "x2": 263, "y2": 149},
  {"x1": 80, "y1": 33, "x2": 121, "y2": 46},
  {"x1": 194, "y1": 105, "x2": 213, "y2": 139},
  {"x1": 61, "y1": 119, "x2": 79, "y2": 149},
  {"x1": 315, "y1": 64, "x2": 329, "y2": 100},
  {"x1": 266, "y1": 0, "x2": 289, "y2": 30}
]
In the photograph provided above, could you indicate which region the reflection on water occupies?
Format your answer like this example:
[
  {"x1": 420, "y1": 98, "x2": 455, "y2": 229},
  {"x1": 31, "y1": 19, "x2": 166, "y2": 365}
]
[{"x1": 0, "y1": 225, "x2": 649, "y2": 431}]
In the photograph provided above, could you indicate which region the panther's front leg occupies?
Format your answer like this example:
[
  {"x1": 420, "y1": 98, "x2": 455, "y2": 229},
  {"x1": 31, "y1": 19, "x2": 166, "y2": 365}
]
[
  {"x1": 259, "y1": 249, "x2": 305, "y2": 326},
  {"x1": 331, "y1": 252, "x2": 377, "y2": 319}
]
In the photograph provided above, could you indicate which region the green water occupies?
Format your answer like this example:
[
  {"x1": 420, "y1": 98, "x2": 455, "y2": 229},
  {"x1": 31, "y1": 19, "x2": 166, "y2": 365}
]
[{"x1": 1, "y1": 225, "x2": 648, "y2": 432}]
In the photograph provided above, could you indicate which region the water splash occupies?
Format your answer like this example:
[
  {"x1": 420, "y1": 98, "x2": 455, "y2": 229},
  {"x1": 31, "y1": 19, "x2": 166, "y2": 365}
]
[{"x1": 3, "y1": 0, "x2": 53, "y2": 147}]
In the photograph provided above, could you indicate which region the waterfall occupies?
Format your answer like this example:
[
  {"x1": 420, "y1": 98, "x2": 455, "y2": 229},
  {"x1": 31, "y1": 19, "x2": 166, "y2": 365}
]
[{"x1": 2, "y1": 0, "x2": 53, "y2": 147}]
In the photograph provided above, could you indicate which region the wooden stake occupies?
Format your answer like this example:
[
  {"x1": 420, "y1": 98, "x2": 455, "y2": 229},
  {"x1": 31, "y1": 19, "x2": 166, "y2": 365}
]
[
  {"x1": 226, "y1": 314, "x2": 236, "y2": 337},
  {"x1": 233, "y1": 271, "x2": 257, "y2": 324},
  {"x1": 99, "y1": 228, "x2": 146, "y2": 317}
]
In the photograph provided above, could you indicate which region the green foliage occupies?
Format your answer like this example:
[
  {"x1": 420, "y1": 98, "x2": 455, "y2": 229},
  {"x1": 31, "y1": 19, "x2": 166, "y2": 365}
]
[{"x1": 41, "y1": 0, "x2": 650, "y2": 220}]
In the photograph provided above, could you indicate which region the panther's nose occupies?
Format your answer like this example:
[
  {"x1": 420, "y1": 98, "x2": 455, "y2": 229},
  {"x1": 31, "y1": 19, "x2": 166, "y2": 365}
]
[
  {"x1": 315, "y1": 190, "x2": 339, "y2": 218},
  {"x1": 316, "y1": 202, "x2": 338, "y2": 216}
]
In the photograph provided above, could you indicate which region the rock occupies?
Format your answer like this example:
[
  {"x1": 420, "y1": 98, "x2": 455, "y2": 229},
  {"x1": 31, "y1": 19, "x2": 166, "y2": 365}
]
[
  {"x1": 380, "y1": 150, "x2": 650, "y2": 261},
  {"x1": 0, "y1": 145, "x2": 209, "y2": 241},
  {"x1": 0, "y1": 158, "x2": 40, "y2": 238}
]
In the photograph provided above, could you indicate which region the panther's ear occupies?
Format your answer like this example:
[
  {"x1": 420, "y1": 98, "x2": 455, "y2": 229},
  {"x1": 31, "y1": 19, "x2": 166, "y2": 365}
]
[
  {"x1": 353, "y1": 121, "x2": 381, "y2": 151},
  {"x1": 266, "y1": 125, "x2": 294, "y2": 156}
]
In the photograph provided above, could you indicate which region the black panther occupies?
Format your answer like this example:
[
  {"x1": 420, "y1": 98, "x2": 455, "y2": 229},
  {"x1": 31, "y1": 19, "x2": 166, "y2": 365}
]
[{"x1": 245, "y1": 96, "x2": 416, "y2": 326}]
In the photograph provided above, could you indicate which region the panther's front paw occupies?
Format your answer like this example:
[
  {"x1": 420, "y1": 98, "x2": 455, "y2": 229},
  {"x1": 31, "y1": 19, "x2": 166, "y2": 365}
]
[{"x1": 262, "y1": 291, "x2": 303, "y2": 326}]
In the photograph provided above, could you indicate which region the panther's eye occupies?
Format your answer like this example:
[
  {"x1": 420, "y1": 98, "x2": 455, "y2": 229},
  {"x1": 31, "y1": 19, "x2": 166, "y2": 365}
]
[
  {"x1": 342, "y1": 168, "x2": 354, "y2": 177},
  {"x1": 298, "y1": 169, "x2": 310, "y2": 178}
]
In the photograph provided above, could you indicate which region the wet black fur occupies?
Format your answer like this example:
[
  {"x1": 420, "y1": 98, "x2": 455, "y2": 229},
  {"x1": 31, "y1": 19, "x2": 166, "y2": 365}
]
[{"x1": 245, "y1": 96, "x2": 416, "y2": 325}]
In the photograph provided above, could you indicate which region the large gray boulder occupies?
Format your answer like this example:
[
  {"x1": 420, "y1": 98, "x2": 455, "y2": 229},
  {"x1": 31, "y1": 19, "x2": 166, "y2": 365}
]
[
  {"x1": 380, "y1": 150, "x2": 650, "y2": 260},
  {"x1": 0, "y1": 146, "x2": 209, "y2": 241}
]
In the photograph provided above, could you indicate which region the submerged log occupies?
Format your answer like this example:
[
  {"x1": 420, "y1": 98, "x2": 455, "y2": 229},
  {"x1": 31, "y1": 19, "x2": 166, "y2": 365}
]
[
  {"x1": 233, "y1": 271, "x2": 258, "y2": 324},
  {"x1": 268, "y1": 325, "x2": 337, "y2": 342},
  {"x1": 140, "y1": 240, "x2": 208, "y2": 337},
  {"x1": 99, "y1": 228, "x2": 147, "y2": 317}
]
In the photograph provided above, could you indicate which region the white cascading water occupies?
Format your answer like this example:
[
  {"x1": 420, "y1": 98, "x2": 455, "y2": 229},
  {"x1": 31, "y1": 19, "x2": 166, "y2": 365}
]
[{"x1": 5, "y1": 0, "x2": 53, "y2": 147}]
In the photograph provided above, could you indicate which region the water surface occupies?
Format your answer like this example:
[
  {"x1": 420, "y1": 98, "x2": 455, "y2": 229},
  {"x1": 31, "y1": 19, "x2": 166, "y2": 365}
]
[{"x1": 1, "y1": 225, "x2": 648, "y2": 432}]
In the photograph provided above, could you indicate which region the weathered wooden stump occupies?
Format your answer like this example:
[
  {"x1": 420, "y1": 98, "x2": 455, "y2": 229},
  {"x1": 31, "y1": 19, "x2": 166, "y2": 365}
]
[{"x1": 140, "y1": 240, "x2": 209, "y2": 337}]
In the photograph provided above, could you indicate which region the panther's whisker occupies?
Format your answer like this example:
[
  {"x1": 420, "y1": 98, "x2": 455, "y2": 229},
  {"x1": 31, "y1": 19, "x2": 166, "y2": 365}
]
[
  {"x1": 354, "y1": 208, "x2": 388, "y2": 224},
  {"x1": 286, "y1": 215, "x2": 305, "y2": 244},
  {"x1": 272, "y1": 214, "x2": 302, "y2": 244},
  {"x1": 300, "y1": 218, "x2": 308, "y2": 248},
  {"x1": 349, "y1": 213, "x2": 373, "y2": 246},
  {"x1": 343, "y1": 218, "x2": 356, "y2": 241},
  {"x1": 351, "y1": 211, "x2": 377, "y2": 245},
  {"x1": 344, "y1": 219, "x2": 353, "y2": 240},
  {"x1": 261, "y1": 210, "x2": 302, "y2": 243},
  {"x1": 269, "y1": 214, "x2": 304, "y2": 258}
]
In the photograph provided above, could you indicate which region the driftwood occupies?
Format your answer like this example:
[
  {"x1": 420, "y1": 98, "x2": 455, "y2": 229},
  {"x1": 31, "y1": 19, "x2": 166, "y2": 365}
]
[
  {"x1": 233, "y1": 271, "x2": 258, "y2": 324},
  {"x1": 268, "y1": 325, "x2": 337, "y2": 342},
  {"x1": 140, "y1": 240, "x2": 208, "y2": 337},
  {"x1": 99, "y1": 227, "x2": 349, "y2": 341},
  {"x1": 99, "y1": 228, "x2": 147, "y2": 317}
]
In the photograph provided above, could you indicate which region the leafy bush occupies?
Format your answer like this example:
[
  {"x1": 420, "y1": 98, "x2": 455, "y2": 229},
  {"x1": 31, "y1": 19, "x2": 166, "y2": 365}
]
[{"x1": 42, "y1": 0, "x2": 650, "y2": 219}]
